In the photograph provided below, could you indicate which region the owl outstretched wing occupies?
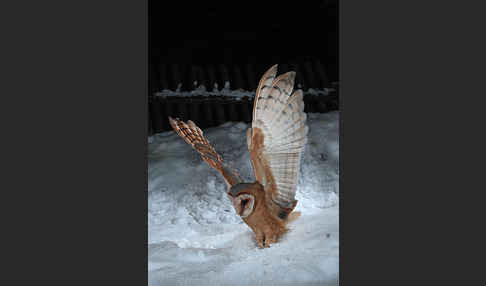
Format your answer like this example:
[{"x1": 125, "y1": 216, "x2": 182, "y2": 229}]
[
  {"x1": 169, "y1": 117, "x2": 242, "y2": 188},
  {"x1": 247, "y1": 64, "x2": 308, "y2": 218}
]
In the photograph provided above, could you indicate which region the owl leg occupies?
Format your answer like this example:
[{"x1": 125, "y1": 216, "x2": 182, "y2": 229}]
[
  {"x1": 254, "y1": 230, "x2": 267, "y2": 248},
  {"x1": 264, "y1": 234, "x2": 278, "y2": 246}
]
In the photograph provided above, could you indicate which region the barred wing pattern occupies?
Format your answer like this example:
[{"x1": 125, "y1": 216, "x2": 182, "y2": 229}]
[
  {"x1": 249, "y1": 65, "x2": 308, "y2": 209},
  {"x1": 169, "y1": 117, "x2": 242, "y2": 188}
]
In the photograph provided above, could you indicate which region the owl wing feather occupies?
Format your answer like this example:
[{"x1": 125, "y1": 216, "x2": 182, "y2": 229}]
[
  {"x1": 169, "y1": 117, "x2": 242, "y2": 188},
  {"x1": 249, "y1": 65, "x2": 308, "y2": 215}
]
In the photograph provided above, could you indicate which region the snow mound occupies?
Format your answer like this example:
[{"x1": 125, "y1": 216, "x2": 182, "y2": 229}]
[{"x1": 148, "y1": 111, "x2": 339, "y2": 286}]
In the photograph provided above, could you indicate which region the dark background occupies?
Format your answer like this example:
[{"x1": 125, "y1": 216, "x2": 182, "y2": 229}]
[
  {"x1": 149, "y1": 0, "x2": 339, "y2": 134},
  {"x1": 149, "y1": 0, "x2": 338, "y2": 91}
]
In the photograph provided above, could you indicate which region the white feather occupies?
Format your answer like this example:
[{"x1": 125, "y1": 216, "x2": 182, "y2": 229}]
[{"x1": 251, "y1": 65, "x2": 309, "y2": 208}]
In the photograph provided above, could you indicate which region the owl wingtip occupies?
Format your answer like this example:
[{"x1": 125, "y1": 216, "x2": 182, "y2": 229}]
[{"x1": 168, "y1": 116, "x2": 180, "y2": 122}]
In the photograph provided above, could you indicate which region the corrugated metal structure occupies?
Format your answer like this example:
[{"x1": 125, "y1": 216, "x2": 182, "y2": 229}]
[
  {"x1": 150, "y1": 62, "x2": 333, "y2": 93},
  {"x1": 148, "y1": 62, "x2": 338, "y2": 135}
]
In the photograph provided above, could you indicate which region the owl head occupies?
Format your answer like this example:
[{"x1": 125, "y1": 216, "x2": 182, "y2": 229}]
[{"x1": 227, "y1": 182, "x2": 263, "y2": 218}]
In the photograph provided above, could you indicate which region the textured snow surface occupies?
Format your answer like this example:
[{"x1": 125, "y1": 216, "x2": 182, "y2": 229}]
[{"x1": 148, "y1": 112, "x2": 339, "y2": 286}]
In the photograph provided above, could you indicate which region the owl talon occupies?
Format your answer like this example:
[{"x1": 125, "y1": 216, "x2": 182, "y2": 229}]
[
  {"x1": 255, "y1": 235, "x2": 275, "y2": 248},
  {"x1": 264, "y1": 236, "x2": 277, "y2": 248}
]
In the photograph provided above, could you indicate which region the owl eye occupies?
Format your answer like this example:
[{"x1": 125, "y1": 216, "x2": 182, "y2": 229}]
[{"x1": 241, "y1": 199, "x2": 249, "y2": 208}]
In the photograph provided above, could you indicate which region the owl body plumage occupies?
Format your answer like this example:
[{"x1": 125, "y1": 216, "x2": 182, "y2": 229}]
[{"x1": 169, "y1": 65, "x2": 308, "y2": 248}]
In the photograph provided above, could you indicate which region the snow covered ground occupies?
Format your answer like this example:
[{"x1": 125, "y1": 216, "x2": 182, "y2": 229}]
[{"x1": 148, "y1": 111, "x2": 339, "y2": 286}]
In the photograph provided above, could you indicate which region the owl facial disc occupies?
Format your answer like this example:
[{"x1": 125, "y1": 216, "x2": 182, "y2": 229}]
[{"x1": 232, "y1": 193, "x2": 255, "y2": 218}]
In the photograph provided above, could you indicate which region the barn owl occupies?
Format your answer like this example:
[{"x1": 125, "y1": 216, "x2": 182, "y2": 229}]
[{"x1": 168, "y1": 65, "x2": 308, "y2": 248}]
